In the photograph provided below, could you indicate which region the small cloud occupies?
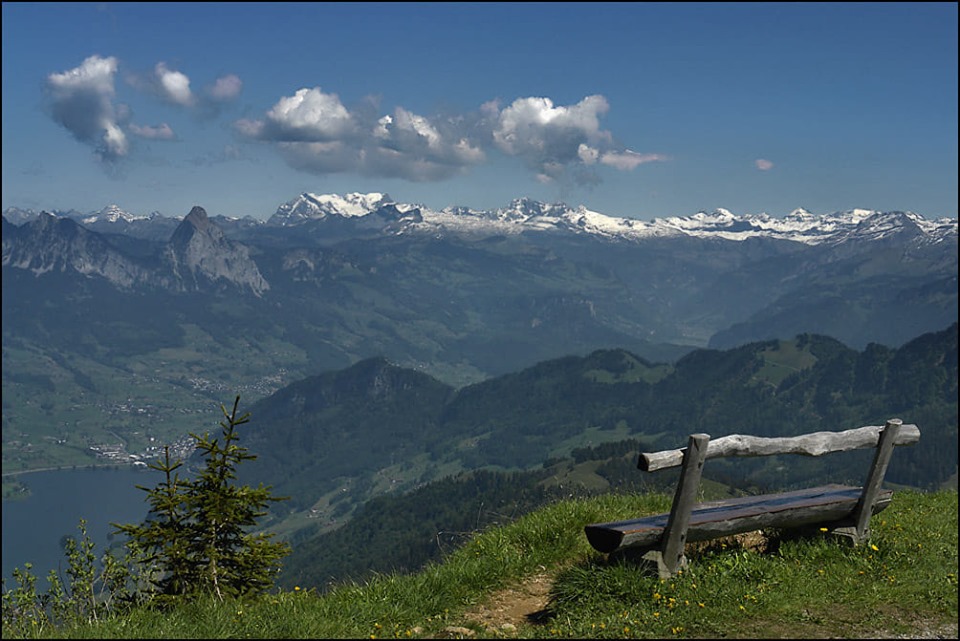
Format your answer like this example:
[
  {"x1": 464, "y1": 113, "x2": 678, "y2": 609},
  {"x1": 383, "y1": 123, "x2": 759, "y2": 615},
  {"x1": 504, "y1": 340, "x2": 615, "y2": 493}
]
[
  {"x1": 126, "y1": 62, "x2": 195, "y2": 107},
  {"x1": 255, "y1": 87, "x2": 357, "y2": 142},
  {"x1": 755, "y1": 158, "x2": 774, "y2": 171},
  {"x1": 234, "y1": 118, "x2": 264, "y2": 138},
  {"x1": 129, "y1": 123, "x2": 176, "y2": 140},
  {"x1": 491, "y1": 95, "x2": 665, "y2": 179},
  {"x1": 492, "y1": 95, "x2": 611, "y2": 166},
  {"x1": 578, "y1": 143, "x2": 600, "y2": 165},
  {"x1": 600, "y1": 150, "x2": 667, "y2": 170},
  {"x1": 128, "y1": 64, "x2": 240, "y2": 117},
  {"x1": 45, "y1": 54, "x2": 128, "y2": 162},
  {"x1": 155, "y1": 62, "x2": 194, "y2": 107},
  {"x1": 535, "y1": 173, "x2": 553, "y2": 184},
  {"x1": 206, "y1": 74, "x2": 242, "y2": 102}
]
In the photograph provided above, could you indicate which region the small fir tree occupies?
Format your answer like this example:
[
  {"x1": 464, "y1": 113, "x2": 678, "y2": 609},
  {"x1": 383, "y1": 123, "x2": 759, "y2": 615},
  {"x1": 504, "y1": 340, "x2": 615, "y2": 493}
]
[{"x1": 115, "y1": 396, "x2": 289, "y2": 601}]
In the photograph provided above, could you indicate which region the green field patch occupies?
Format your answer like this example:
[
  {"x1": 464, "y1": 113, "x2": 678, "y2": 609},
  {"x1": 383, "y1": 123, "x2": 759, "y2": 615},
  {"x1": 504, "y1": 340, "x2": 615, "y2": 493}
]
[
  {"x1": 583, "y1": 362, "x2": 672, "y2": 384},
  {"x1": 548, "y1": 423, "x2": 634, "y2": 460},
  {"x1": 752, "y1": 339, "x2": 819, "y2": 387}
]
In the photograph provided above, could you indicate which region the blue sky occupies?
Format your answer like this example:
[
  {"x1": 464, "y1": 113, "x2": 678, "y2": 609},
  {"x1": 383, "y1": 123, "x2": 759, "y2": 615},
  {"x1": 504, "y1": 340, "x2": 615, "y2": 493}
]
[{"x1": 2, "y1": 2, "x2": 957, "y2": 221}]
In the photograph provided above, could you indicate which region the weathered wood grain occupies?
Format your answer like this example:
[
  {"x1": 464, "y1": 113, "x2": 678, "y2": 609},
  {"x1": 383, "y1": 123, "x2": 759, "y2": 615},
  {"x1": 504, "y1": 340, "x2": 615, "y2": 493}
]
[{"x1": 638, "y1": 423, "x2": 919, "y2": 472}]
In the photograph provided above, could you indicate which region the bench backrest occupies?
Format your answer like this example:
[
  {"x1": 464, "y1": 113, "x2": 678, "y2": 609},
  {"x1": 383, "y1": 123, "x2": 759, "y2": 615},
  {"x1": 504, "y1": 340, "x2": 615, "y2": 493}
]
[{"x1": 638, "y1": 419, "x2": 916, "y2": 576}]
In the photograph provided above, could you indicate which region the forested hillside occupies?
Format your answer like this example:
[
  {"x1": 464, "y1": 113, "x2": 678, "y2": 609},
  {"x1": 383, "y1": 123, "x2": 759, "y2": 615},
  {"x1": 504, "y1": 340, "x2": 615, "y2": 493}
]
[
  {"x1": 232, "y1": 324, "x2": 958, "y2": 588},
  {"x1": 243, "y1": 324, "x2": 957, "y2": 505}
]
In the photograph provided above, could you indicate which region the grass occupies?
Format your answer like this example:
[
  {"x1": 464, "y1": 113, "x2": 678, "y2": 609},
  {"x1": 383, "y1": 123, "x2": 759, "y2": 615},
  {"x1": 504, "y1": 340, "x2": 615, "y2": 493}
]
[{"x1": 8, "y1": 489, "x2": 957, "y2": 639}]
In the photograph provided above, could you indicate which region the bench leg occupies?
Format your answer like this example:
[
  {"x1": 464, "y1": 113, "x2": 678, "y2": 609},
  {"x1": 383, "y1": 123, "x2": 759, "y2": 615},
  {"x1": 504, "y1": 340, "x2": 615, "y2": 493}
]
[
  {"x1": 651, "y1": 433, "x2": 710, "y2": 578},
  {"x1": 833, "y1": 419, "x2": 902, "y2": 544}
]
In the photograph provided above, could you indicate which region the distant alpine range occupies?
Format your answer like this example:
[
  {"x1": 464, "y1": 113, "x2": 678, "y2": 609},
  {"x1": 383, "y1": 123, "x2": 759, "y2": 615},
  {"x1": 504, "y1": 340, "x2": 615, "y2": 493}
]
[
  {"x1": 3, "y1": 193, "x2": 956, "y2": 363},
  {"x1": 5, "y1": 192, "x2": 957, "y2": 246}
]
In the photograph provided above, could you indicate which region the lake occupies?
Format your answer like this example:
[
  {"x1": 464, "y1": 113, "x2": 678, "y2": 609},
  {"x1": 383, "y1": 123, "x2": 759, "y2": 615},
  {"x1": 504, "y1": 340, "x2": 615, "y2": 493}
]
[{"x1": 2, "y1": 467, "x2": 155, "y2": 590}]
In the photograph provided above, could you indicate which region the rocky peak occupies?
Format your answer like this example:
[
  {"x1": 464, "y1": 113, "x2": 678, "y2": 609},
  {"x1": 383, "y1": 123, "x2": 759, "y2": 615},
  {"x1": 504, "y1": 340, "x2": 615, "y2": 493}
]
[
  {"x1": 184, "y1": 205, "x2": 211, "y2": 228},
  {"x1": 170, "y1": 206, "x2": 223, "y2": 247},
  {"x1": 164, "y1": 205, "x2": 268, "y2": 295}
]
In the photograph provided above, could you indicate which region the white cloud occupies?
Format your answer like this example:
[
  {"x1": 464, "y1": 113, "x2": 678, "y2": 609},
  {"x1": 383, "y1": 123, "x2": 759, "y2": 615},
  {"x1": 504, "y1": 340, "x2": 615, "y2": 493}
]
[
  {"x1": 234, "y1": 118, "x2": 265, "y2": 138},
  {"x1": 755, "y1": 158, "x2": 774, "y2": 171},
  {"x1": 490, "y1": 95, "x2": 663, "y2": 181},
  {"x1": 535, "y1": 173, "x2": 554, "y2": 184},
  {"x1": 239, "y1": 89, "x2": 486, "y2": 181},
  {"x1": 207, "y1": 74, "x2": 242, "y2": 102},
  {"x1": 375, "y1": 107, "x2": 486, "y2": 169},
  {"x1": 155, "y1": 62, "x2": 194, "y2": 107},
  {"x1": 130, "y1": 123, "x2": 176, "y2": 140},
  {"x1": 392, "y1": 107, "x2": 443, "y2": 150},
  {"x1": 102, "y1": 121, "x2": 129, "y2": 157},
  {"x1": 126, "y1": 64, "x2": 239, "y2": 117},
  {"x1": 238, "y1": 89, "x2": 662, "y2": 184},
  {"x1": 257, "y1": 87, "x2": 357, "y2": 142},
  {"x1": 45, "y1": 55, "x2": 128, "y2": 161},
  {"x1": 492, "y1": 95, "x2": 612, "y2": 159},
  {"x1": 578, "y1": 143, "x2": 600, "y2": 165},
  {"x1": 600, "y1": 150, "x2": 667, "y2": 170},
  {"x1": 44, "y1": 48, "x2": 666, "y2": 188}
]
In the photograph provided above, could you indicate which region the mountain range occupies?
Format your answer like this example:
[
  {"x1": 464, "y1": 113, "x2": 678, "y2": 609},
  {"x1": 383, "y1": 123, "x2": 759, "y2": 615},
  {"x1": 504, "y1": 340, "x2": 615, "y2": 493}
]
[
  {"x1": 2, "y1": 193, "x2": 957, "y2": 476},
  {"x1": 4, "y1": 192, "x2": 956, "y2": 345},
  {"x1": 6, "y1": 193, "x2": 956, "y2": 246}
]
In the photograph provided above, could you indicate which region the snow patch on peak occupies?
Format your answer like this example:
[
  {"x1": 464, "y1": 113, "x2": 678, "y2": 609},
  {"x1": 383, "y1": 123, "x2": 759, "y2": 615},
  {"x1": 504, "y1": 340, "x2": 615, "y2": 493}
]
[
  {"x1": 270, "y1": 192, "x2": 396, "y2": 225},
  {"x1": 841, "y1": 208, "x2": 880, "y2": 220},
  {"x1": 82, "y1": 204, "x2": 145, "y2": 224},
  {"x1": 310, "y1": 192, "x2": 393, "y2": 217}
]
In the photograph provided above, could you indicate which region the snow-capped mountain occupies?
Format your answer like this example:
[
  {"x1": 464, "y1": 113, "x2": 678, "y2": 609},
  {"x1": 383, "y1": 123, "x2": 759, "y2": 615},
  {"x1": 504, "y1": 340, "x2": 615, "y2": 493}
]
[
  {"x1": 264, "y1": 192, "x2": 957, "y2": 247},
  {"x1": 9, "y1": 193, "x2": 955, "y2": 248},
  {"x1": 268, "y1": 192, "x2": 399, "y2": 225},
  {"x1": 81, "y1": 204, "x2": 150, "y2": 225}
]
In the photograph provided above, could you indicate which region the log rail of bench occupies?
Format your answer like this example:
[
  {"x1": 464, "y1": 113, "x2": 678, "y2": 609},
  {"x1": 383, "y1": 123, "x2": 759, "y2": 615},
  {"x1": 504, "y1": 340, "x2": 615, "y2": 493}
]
[{"x1": 638, "y1": 423, "x2": 920, "y2": 472}]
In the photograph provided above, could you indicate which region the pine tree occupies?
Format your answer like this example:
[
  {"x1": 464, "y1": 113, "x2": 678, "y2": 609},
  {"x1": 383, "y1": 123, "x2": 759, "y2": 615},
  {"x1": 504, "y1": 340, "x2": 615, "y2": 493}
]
[{"x1": 115, "y1": 396, "x2": 289, "y2": 601}]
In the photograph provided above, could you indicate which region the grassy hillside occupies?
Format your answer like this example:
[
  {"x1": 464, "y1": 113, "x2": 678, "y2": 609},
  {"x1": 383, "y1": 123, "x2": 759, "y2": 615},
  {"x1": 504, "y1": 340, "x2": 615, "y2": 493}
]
[{"x1": 16, "y1": 489, "x2": 957, "y2": 639}]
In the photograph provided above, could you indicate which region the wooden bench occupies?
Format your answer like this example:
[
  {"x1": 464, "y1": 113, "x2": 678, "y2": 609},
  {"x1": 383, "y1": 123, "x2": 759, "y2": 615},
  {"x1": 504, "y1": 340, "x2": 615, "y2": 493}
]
[{"x1": 584, "y1": 419, "x2": 920, "y2": 577}]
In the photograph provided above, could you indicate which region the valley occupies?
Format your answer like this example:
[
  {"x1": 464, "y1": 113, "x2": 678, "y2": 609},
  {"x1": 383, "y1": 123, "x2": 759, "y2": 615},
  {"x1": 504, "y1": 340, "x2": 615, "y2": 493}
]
[{"x1": 2, "y1": 194, "x2": 957, "y2": 588}]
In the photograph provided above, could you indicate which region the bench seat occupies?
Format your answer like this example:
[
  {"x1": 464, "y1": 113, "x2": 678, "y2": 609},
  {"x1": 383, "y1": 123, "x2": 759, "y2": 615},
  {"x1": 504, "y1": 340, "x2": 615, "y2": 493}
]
[{"x1": 585, "y1": 484, "x2": 894, "y2": 554}]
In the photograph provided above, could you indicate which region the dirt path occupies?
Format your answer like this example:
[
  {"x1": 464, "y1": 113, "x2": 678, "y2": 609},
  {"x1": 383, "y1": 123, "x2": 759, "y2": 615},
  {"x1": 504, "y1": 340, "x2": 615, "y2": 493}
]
[{"x1": 459, "y1": 569, "x2": 554, "y2": 636}]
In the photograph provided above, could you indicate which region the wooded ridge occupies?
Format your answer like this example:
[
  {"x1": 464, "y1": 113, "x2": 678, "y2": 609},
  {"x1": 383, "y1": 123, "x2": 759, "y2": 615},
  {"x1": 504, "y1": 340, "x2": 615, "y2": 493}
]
[{"x1": 239, "y1": 324, "x2": 957, "y2": 590}]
